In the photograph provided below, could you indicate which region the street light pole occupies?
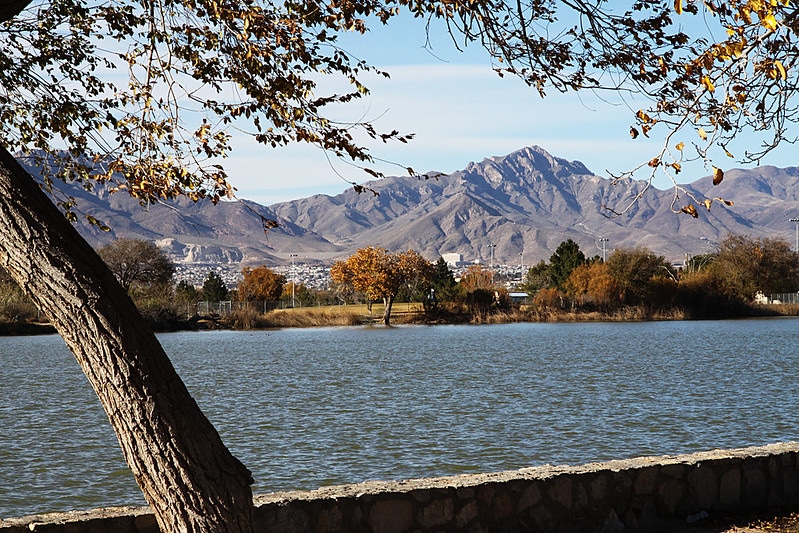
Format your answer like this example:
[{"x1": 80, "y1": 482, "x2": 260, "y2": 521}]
[
  {"x1": 289, "y1": 253, "x2": 298, "y2": 307},
  {"x1": 790, "y1": 219, "x2": 799, "y2": 252},
  {"x1": 599, "y1": 238, "x2": 609, "y2": 262},
  {"x1": 519, "y1": 251, "x2": 524, "y2": 282},
  {"x1": 487, "y1": 244, "x2": 497, "y2": 283}
]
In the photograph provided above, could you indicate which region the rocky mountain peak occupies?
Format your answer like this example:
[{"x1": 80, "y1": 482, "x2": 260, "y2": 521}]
[{"x1": 463, "y1": 145, "x2": 594, "y2": 190}]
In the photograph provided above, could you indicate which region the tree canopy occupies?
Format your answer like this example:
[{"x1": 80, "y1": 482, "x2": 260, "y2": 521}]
[
  {"x1": 98, "y1": 238, "x2": 174, "y2": 291},
  {"x1": 331, "y1": 246, "x2": 433, "y2": 325},
  {"x1": 237, "y1": 266, "x2": 286, "y2": 302}
]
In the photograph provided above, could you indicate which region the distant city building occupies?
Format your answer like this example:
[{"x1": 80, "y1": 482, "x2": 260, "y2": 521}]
[{"x1": 441, "y1": 252, "x2": 463, "y2": 267}]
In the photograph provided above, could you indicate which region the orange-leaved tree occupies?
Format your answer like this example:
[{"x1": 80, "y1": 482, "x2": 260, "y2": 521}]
[
  {"x1": 331, "y1": 247, "x2": 433, "y2": 325},
  {"x1": 237, "y1": 266, "x2": 286, "y2": 303}
]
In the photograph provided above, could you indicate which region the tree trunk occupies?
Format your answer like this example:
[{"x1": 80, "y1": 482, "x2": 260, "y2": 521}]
[
  {"x1": 0, "y1": 145, "x2": 255, "y2": 532},
  {"x1": 382, "y1": 295, "x2": 394, "y2": 326}
]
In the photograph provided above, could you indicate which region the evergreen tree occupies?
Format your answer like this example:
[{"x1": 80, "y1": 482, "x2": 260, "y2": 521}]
[
  {"x1": 431, "y1": 257, "x2": 457, "y2": 301},
  {"x1": 549, "y1": 239, "x2": 586, "y2": 289},
  {"x1": 202, "y1": 272, "x2": 229, "y2": 302}
]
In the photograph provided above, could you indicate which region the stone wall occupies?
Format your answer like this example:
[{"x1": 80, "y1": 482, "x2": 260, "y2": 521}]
[{"x1": 3, "y1": 442, "x2": 799, "y2": 532}]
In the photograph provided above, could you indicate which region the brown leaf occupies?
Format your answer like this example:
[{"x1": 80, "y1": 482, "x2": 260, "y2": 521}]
[
  {"x1": 630, "y1": 127, "x2": 639, "y2": 139},
  {"x1": 648, "y1": 157, "x2": 660, "y2": 168},
  {"x1": 681, "y1": 204, "x2": 699, "y2": 218},
  {"x1": 712, "y1": 166, "x2": 724, "y2": 185}
]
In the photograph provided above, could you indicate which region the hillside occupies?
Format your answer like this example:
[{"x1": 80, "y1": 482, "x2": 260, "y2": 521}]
[{"x1": 21, "y1": 146, "x2": 799, "y2": 266}]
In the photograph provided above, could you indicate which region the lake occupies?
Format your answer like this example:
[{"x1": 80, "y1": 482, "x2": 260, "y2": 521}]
[{"x1": 1, "y1": 319, "x2": 798, "y2": 518}]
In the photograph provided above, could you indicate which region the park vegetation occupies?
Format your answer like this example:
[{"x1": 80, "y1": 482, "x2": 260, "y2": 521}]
[{"x1": 2, "y1": 237, "x2": 797, "y2": 334}]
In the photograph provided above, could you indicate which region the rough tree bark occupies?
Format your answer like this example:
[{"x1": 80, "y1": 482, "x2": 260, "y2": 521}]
[{"x1": 0, "y1": 144, "x2": 255, "y2": 531}]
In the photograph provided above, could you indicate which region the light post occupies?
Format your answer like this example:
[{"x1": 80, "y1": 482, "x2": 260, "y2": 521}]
[
  {"x1": 289, "y1": 253, "x2": 298, "y2": 307},
  {"x1": 598, "y1": 237, "x2": 609, "y2": 262},
  {"x1": 790, "y1": 219, "x2": 799, "y2": 252},
  {"x1": 519, "y1": 251, "x2": 524, "y2": 283},
  {"x1": 487, "y1": 244, "x2": 497, "y2": 283}
]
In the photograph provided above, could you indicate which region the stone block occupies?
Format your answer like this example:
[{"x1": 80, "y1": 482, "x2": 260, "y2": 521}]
[
  {"x1": 417, "y1": 498, "x2": 453, "y2": 529},
  {"x1": 686, "y1": 465, "x2": 717, "y2": 509},
  {"x1": 548, "y1": 476, "x2": 572, "y2": 510},
  {"x1": 455, "y1": 500, "x2": 478, "y2": 529},
  {"x1": 490, "y1": 491, "x2": 513, "y2": 522},
  {"x1": 719, "y1": 469, "x2": 741, "y2": 506},
  {"x1": 368, "y1": 500, "x2": 413, "y2": 533},
  {"x1": 634, "y1": 466, "x2": 658, "y2": 495},
  {"x1": 590, "y1": 474, "x2": 608, "y2": 503},
  {"x1": 517, "y1": 483, "x2": 542, "y2": 512},
  {"x1": 743, "y1": 468, "x2": 767, "y2": 506}
]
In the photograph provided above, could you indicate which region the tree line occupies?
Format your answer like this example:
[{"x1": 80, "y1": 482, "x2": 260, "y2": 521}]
[
  {"x1": 522, "y1": 236, "x2": 799, "y2": 318},
  {"x1": 2, "y1": 235, "x2": 794, "y2": 329}
]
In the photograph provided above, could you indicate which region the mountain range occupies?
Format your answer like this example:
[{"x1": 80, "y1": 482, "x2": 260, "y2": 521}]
[{"x1": 22, "y1": 146, "x2": 799, "y2": 266}]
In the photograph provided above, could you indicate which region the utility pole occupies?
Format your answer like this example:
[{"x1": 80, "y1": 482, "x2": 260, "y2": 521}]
[
  {"x1": 519, "y1": 252, "x2": 524, "y2": 282},
  {"x1": 289, "y1": 253, "x2": 298, "y2": 307}
]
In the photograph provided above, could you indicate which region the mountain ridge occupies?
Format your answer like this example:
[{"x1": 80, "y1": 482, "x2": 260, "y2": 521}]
[{"x1": 19, "y1": 145, "x2": 799, "y2": 266}]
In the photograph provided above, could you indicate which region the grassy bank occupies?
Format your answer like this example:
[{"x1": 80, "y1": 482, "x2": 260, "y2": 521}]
[
  {"x1": 3, "y1": 302, "x2": 798, "y2": 335},
  {"x1": 220, "y1": 301, "x2": 799, "y2": 329}
]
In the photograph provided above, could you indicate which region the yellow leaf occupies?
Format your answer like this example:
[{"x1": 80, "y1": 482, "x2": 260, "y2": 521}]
[
  {"x1": 775, "y1": 60, "x2": 787, "y2": 79},
  {"x1": 636, "y1": 109, "x2": 652, "y2": 123},
  {"x1": 761, "y1": 13, "x2": 778, "y2": 31},
  {"x1": 703, "y1": 199, "x2": 713, "y2": 210},
  {"x1": 713, "y1": 166, "x2": 724, "y2": 185},
  {"x1": 701, "y1": 75, "x2": 715, "y2": 92},
  {"x1": 698, "y1": 128, "x2": 708, "y2": 141},
  {"x1": 674, "y1": 0, "x2": 683, "y2": 15},
  {"x1": 721, "y1": 144, "x2": 735, "y2": 158},
  {"x1": 672, "y1": 162, "x2": 682, "y2": 173},
  {"x1": 676, "y1": 141, "x2": 685, "y2": 151}
]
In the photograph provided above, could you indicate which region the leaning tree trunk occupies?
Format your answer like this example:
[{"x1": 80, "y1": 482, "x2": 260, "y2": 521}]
[{"x1": 0, "y1": 145, "x2": 255, "y2": 532}]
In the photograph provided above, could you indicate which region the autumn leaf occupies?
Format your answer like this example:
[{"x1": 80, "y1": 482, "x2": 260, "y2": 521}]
[
  {"x1": 698, "y1": 128, "x2": 708, "y2": 141},
  {"x1": 674, "y1": 0, "x2": 683, "y2": 15},
  {"x1": 648, "y1": 157, "x2": 660, "y2": 167},
  {"x1": 630, "y1": 127, "x2": 639, "y2": 139},
  {"x1": 681, "y1": 204, "x2": 699, "y2": 218},
  {"x1": 671, "y1": 162, "x2": 682, "y2": 173},
  {"x1": 775, "y1": 60, "x2": 787, "y2": 80},
  {"x1": 712, "y1": 166, "x2": 724, "y2": 185},
  {"x1": 675, "y1": 141, "x2": 685, "y2": 151},
  {"x1": 702, "y1": 198, "x2": 713, "y2": 210}
]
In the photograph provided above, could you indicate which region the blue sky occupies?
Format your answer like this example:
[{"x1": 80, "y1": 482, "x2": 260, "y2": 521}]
[{"x1": 223, "y1": 14, "x2": 799, "y2": 206}]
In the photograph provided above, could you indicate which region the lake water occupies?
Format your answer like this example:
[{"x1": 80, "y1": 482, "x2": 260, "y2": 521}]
[{"x1": 2, "y1": 319, "x2": 798, "y2": 518}]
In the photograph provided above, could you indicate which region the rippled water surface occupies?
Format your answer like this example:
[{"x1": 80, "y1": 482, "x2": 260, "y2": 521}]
[{"x1": 2, "y1": 319, "x2": 799, "y2": 518}]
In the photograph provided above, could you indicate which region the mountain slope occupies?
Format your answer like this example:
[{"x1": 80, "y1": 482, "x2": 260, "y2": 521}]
[{"x1": 21, "y1": 146, "x2": 799, "y2": 265}]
